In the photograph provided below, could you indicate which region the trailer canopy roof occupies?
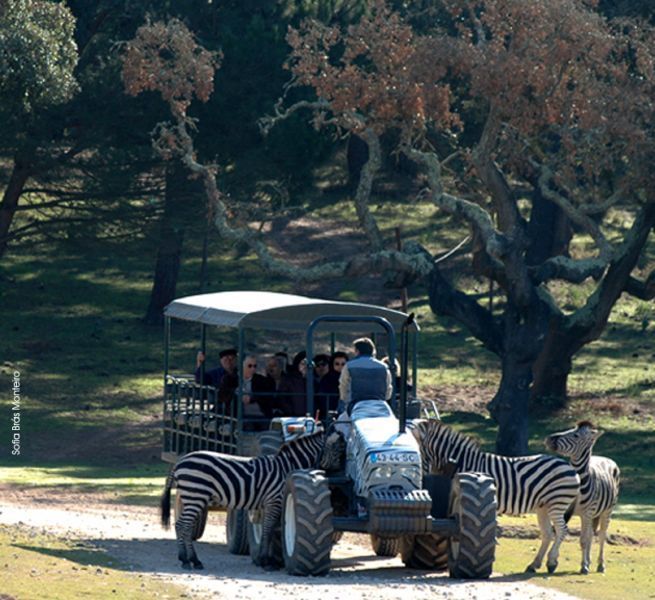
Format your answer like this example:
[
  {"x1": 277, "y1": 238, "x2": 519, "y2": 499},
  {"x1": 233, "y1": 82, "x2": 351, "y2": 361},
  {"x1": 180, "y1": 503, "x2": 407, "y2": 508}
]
[{"x1": 165, "y1": 291, "x2": 418, "y2": 332}]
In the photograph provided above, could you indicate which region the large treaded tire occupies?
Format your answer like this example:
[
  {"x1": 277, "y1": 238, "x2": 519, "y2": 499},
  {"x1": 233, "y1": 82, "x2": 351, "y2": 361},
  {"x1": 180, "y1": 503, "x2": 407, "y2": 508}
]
[
  {"x1": 226, "y1": 509, "x2": 249, "y2": 555},
  {"x1": 371, "y1": 534, "x2": 401, "y2": 557},
  {"x1": 448, "y1": 472, "x2": 497, "y2": 579},
  {"x1": 282, "y1": 470, "x2": 333, "y2": 576},
  {"x1": 247, "y1": 509, "x2": 282, "y2": 567},
  {"x1": 400, "y1": 533, "x2": 449, "y2": 569},
  {"x1": 175, "y1": 492, "x2": 208, "y2": 541}
]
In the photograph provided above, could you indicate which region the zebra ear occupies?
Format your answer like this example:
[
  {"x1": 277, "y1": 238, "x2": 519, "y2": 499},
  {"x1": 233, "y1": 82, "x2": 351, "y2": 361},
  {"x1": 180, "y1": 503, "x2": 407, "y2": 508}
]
[{"x1": 592, "y1": 428, "x2": 604, "y2": 440}]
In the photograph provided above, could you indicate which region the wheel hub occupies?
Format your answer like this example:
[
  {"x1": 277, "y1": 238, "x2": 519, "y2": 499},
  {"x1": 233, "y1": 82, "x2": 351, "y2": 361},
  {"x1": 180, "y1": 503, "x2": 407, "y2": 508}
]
[{"x1": 284, "y1": 494, "x2": 296, "y2": 555}]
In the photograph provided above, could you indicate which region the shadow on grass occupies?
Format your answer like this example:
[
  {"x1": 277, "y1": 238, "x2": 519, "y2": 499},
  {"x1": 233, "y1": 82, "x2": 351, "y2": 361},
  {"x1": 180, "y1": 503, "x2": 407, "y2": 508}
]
[{"x1": 12, "y1": 543, "x2": 114, "y2": 568}]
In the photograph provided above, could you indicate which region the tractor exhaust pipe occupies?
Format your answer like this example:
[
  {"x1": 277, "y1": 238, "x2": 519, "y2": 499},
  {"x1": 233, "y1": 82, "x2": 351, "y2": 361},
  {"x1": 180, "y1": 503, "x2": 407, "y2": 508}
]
[{"x1": 399, "y1": 313, "x2": 415, "y2": 434}]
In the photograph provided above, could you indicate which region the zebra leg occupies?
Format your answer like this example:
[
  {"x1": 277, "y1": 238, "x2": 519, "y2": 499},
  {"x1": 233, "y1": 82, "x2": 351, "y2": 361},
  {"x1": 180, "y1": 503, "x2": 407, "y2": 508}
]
[
  {"x1": 596, "y1": 512, "x2": 610, "y2": 573},
  {"x1": 545, "y1": 511, "x2": 568, "y2": 574},
  {"x1": 579, "y1": 512, "x2": 594, "y2": 574},
  {"x1": 259, "y1": 501, "x2": 283, "y2": 570},
  {"x1": 177, "y1": 503, "x2": 205, "y2": 570},
  {"x1": 526, "y1": 508, "x2": 554, "y2": 572}
]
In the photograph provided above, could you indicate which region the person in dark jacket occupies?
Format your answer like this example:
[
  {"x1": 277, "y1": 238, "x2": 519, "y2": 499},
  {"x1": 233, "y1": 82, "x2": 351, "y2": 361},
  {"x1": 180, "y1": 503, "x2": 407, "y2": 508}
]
[
  {"x1": 194, "y1": 348, "x2": 237, "y2": 388},
  {"x1": 220, "y1": 355, "x2": 275, "y2": 430},
  {"x1": 339, "y1": 337, "x2": 392, "y2": 413}
]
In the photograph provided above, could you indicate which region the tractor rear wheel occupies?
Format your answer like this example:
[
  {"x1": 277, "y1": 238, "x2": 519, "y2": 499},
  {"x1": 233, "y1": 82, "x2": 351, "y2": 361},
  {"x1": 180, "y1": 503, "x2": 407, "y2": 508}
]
[
  {"x1": 226, "y1": 509, "x2": 249, "y2": 555},
  {"x1": 400, "y1": 534, "x2": 449, "y2": 569},
  {"x1": 371, "y1": 534, "x2": 401, "y2": 557}
]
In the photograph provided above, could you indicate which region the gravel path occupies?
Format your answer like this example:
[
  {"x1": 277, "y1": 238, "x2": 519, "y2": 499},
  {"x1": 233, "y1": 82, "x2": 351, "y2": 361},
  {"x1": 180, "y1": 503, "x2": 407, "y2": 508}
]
[{"x1": 0, "y1": 499, "x2": 580, "y2": 600}]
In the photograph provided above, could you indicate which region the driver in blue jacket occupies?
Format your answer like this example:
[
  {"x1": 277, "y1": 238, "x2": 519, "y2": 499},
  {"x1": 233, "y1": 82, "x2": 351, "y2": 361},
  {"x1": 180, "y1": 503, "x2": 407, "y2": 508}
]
[{"x1": 338, "y1": 337, "x2": 392, "y2": 413}]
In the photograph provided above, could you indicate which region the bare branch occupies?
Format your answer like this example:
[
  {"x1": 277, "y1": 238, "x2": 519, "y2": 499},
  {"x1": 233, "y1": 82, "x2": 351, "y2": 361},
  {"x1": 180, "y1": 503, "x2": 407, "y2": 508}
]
[
  {"x1": 353, "y1": 129, "x2": 384, "y2": 251},
  {"x1": 624, "y1": 269, "x2": 655, "y2": 300},
  {"x1": 258, "y1": 99, "x2": 331, "y2": 136},
  {"x1": 531, "y1": 256, "x2": 607, "y2": 284},
  {"x1": 170, "y1": 114, "x2": 432, "y2": 283},
  {"x1": 536, "y1": 163, "x2": 612, "y2": 259},
  {"x1": 568, "y1": 201, "x2": 655, "y2": 332},
  {"x1": 404, "y1": 145, "x2": 510, "y2": 261}
]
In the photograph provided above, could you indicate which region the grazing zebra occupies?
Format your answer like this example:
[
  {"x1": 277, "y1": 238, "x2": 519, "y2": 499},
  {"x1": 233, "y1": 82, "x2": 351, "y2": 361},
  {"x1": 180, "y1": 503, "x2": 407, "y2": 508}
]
[
  {"x1": 161, "y1": 430, "x2": 344, "y2": 570},
  {"x1": 545, "y1": 421, "x2": 620, "y2": 574},
  {"x1": 413, "y1": 420, "x2": 580, "y2": 573}
]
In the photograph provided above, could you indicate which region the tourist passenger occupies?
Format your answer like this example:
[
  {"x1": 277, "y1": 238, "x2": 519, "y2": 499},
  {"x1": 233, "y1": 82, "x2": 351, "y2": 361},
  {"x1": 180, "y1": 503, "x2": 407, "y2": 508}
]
[
  {"x1": 266, "y1": 355, "x2": 294, "y2": 415},
  {"x1": 237, "y1": 355, "x2": 275, "y2": 430},
  {"x1": 313, "y1": 353, "x2": 336, "y2": 414},
  {"x1": 283, "y1": 352, "x2": 308, "y2": 416},
  {"x1": 195, "y1": 348, "x2": 237, "y2": 388}
]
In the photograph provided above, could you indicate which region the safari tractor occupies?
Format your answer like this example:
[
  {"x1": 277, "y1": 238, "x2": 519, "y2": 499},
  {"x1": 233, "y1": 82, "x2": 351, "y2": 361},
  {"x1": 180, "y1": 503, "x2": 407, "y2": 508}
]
[{"x1": 161, "y1": 292, "x2": 497, "y2": 578}]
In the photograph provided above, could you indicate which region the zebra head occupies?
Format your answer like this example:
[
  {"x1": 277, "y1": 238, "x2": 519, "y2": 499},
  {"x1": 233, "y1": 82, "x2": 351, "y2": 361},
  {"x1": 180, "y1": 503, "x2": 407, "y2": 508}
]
[
  {"x1": 319, "y1": 430, "x2": 346, "y2": 472},
  {"x1": 411, "y1": 419, "x2": 473, "y2": 474},
  {"x1": 545, "y1": 421, "x2": 603, "y2": 460}
]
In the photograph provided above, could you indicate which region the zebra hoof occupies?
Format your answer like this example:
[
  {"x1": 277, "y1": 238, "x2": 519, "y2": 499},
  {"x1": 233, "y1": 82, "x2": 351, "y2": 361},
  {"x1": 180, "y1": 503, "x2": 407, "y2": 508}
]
[
  {"x1": 192, "y1": 561, "x2": 204, "y2": 570},
  {"x1": 525, "y1": 565, "x2": 537, "y2": 573},
  {"x1": 547, "y1": 563, "x2": 558, "y2": 574},
  {"x1": 580, "y1": 566, "x2": 589, "y2": 575},
  {"x1": 181, "y1": 562, "x2": 192, "y2": 570},
  {"x1": 597, "y1": 565, "x2": 605, "y2": 573}
]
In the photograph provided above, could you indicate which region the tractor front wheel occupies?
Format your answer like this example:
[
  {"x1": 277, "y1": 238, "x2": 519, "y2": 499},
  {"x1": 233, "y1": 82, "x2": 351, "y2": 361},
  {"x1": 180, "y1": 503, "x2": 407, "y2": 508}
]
[
  {"x1": 447, "y1": 472, "x2": 497, "y2": 579},
  {"x1": 282, "y1": 470, "x2": 333, "y2": 576}
]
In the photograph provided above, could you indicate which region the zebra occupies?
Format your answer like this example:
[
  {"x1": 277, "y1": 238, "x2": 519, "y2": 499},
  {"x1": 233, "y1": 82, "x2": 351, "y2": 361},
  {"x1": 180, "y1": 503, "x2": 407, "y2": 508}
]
[
  {"x1": 413, "y1": 420, "x2": 580, "y2": 573},
  {"x1": 161, "y1": 430, "x2": 345, "y2": 570},
  {"x1": 545, "y1": 421, "x2": 620, "y2": 574}
]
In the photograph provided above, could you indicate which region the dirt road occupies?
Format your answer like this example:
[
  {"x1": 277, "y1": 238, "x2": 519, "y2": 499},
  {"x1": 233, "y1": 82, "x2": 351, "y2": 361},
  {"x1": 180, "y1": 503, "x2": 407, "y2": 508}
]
[{"x1": 0, "y1": 497, "x2": 580, "y2": 600}]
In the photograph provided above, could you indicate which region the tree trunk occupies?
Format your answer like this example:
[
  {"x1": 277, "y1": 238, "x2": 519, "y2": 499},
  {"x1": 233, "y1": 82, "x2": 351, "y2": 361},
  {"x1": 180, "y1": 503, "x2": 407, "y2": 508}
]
[
  {"x1": 347, "y1": 133, "x2": 369, "y2": 189},
  {"x1": 143, "y1": 163, "x2": 189, "y2": 325},
  {"x1": 0, "y1": 156, "x2": 32, "y2": 258},
  {"x1": 487, "y1": 355, "x2": 532, "y2": 456},
  {"x1": 530, "y1": 344, "x2": 571, "y2": 410}
]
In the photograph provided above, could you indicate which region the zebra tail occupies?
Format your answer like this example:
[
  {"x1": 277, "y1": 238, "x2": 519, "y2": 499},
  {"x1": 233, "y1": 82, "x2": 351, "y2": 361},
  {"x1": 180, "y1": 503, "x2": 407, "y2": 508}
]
[
  {"x1": 161, "y1": 470, "x2": 175, "y2": 530},
  {"x1": 564, "y1": 499, "x2": 576, "y2": 524}
]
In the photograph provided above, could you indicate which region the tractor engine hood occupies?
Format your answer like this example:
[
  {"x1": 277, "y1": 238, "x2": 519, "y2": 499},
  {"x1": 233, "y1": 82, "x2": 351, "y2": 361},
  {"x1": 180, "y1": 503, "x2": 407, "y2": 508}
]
[{"x1": 346, "y1": 401, "x2": 422, "y2": 497}]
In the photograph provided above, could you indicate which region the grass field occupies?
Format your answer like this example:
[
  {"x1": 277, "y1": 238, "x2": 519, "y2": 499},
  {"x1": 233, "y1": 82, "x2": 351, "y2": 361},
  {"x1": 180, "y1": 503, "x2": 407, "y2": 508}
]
[
  {"x1": 0, "y1": 198, "x2": 653, "y2": 598},
  {"x1": 0, "y1": 525, "x2": 184, "y2": 600}
]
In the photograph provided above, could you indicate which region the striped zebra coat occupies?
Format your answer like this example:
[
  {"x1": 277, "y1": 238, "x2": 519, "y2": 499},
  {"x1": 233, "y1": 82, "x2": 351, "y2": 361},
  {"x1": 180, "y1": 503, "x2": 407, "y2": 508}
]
[
  {"x1": 161, "y1": 431, "x2": 342, "y2": 569},
  {"x1": 545, "y1": 421, "x2": 620, "y2": 574},
  {"x1": 413, "y1": 420, "x2": 580, "y2": 573}
]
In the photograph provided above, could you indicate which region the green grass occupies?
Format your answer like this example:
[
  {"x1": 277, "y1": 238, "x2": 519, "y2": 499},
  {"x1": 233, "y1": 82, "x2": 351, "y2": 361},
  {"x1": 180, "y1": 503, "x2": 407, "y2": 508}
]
[
  {"x1": 494, "y1": 516, "x2": 655, "y2": 600},
  {"x1": 0, "y1": 464, "x2": 167, "y2": 505},
  {"x1": 0, "y1": 525, "x2": 184, "y2": 600}
]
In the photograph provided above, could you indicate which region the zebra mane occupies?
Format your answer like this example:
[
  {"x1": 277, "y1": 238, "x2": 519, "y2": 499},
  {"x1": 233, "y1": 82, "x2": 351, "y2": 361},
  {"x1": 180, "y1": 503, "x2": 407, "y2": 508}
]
[
  {"x1": 276, "y1": 430, "x2": 324, "y2": 457},
  {"x1": 423, "y1": 420, "x2": 481, "y2": 452},
  {"x1": 577, "y1": 420, "x2": 595, "y2": 429}
]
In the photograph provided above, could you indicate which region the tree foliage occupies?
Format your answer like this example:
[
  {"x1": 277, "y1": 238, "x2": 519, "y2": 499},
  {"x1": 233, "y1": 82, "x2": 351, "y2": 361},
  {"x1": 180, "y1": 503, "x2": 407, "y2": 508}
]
[
  {"x1": 276, "y1": 0, "x2": 655, "y2": 452},
  {"x1": 0, "y1": 0, "x2": 78, "y2": 121}
]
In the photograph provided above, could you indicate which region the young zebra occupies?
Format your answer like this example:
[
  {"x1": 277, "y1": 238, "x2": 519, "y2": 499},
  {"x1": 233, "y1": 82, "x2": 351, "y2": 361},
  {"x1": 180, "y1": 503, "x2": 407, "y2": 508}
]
[
  {"x1": 413, "y1": 420, "x2": 580, "y2": 573},
  {"x1": 161, "y1": 430, "x2": 344, "y2": 570},
  {"x1": 545, "y1": 421, "x2": 620, "y2": 574}
]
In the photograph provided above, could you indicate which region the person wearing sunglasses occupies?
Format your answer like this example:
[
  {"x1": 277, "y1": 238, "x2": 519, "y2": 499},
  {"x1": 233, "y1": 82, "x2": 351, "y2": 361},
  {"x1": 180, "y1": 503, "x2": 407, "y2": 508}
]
[{"x1": 240, "y1": 356, "x2": 275, "y2": 424}]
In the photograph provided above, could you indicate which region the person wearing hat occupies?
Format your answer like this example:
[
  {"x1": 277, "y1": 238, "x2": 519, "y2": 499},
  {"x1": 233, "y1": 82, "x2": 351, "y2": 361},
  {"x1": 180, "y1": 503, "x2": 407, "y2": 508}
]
[{"x1": 194, "y1": 348, "x2": 237, "y2": 388}]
